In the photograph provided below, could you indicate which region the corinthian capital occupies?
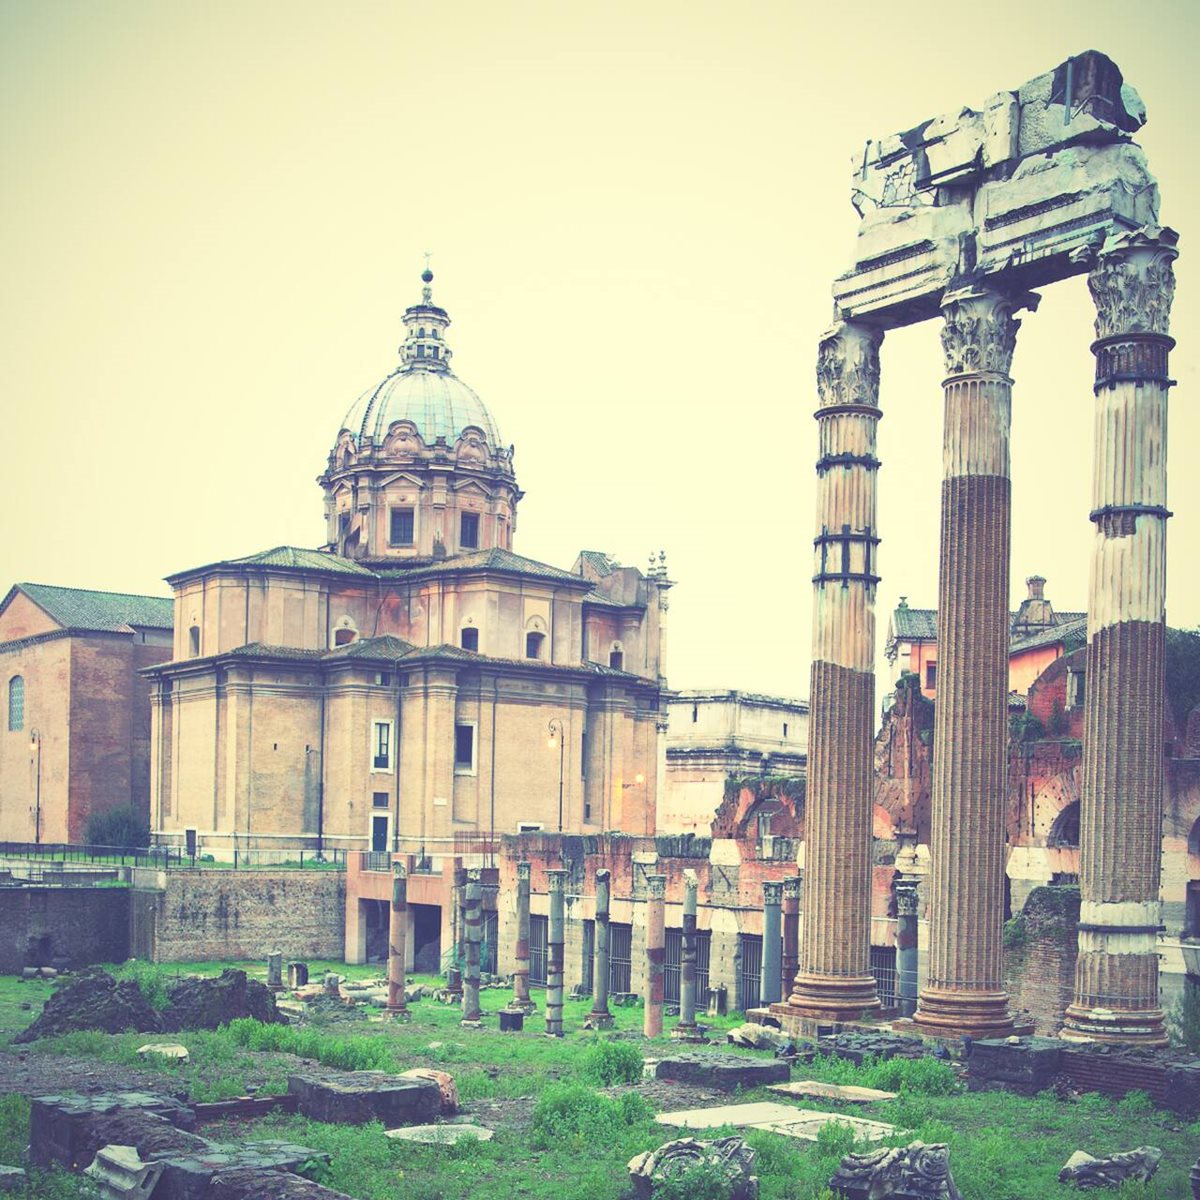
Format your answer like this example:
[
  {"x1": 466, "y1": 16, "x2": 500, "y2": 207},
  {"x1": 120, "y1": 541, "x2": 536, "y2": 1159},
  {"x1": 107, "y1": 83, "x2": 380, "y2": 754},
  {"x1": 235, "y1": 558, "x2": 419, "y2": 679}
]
[
  {"x1": 1089, "y1": 226, "x2": 1179, "y2": 339},
  {"x1": 940, "y1": 286, "x2": 1026, "y2": 376},
  {"x1": 816, "y1": 321, "x2": 884, "y2": 408}
]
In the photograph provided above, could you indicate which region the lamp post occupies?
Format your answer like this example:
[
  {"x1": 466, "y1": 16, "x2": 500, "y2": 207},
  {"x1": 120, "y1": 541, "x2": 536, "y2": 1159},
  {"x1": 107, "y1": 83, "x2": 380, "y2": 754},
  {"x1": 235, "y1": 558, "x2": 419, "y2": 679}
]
[
  {"x1": 29, "y1": 729, "x2": 41, "y2": 845},
  {"x1": 547, "y1": 718, "x2": 566, "y2": 832}
]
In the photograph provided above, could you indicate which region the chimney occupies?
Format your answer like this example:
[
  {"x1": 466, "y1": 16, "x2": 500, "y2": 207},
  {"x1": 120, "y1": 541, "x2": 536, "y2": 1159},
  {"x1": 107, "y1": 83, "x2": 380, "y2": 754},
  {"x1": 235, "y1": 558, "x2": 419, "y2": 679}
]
[{"x1": 1026, "y1": 575, "x2": 1046, "y2": 600}]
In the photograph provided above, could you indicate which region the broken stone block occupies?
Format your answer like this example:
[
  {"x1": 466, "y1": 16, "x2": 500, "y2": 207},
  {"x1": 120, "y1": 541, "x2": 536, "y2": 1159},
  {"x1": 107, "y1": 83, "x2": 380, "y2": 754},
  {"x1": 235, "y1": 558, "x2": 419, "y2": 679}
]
[
  {"x1": 209, "y1": 1169, "x2": 354, "y2": 1199},
  {"x1": 652, "y1": 1053, "x2": 789, "y2": 1092},
  {"x1": 628, "y1": 1135, "x2": 759, "y2": 1200},
  {"x1": 163, "y1": 969, "x2": 283, "y2": 1031},
  {"x1": 966, "y1": 1037, "x2": 1063, "y2": 1096},
  {"x1": 1057, "y1": 1146, "x2": 1163, "y2": 1189},
  {"x1": 0, "y1": 1167, "x2": 26, "y2": 1194},
  {"x1": 153, "y1": 1140, "x2": 326, "y2": 1200},
  {"x1": 1190, "y1": 1155, "x2": 1200, "y2": 1200},
  {"x1": 29, "y1": 1093, "x2": 202, "y2": 1171},
  {"x1": 399, "y1": 1069, "x2": 458, "y2": 1115},
  {"x1": 83, "y1": 1144, "x2": 165, "y2": 1198},
  {"x1": 818, "y1": 1032, "x2": 925, "y2": 1067},
  {"x1": 384, "y1": 1123, "x2": 494, "y2": 1145},
  {"x1": 726, "y1": 1024, "x2": 794, "y2": 1054},
  {"x1": 14, "y1": 969, "x2": 164, "y2": 1043},
  {"x1": 656, "y1": 1103, "x2": 893, "y2": 1144},
  {"x1": 287, "y1": 962, "x2": 309, "y2": 989},
  {"x1": 829, "y1": 1141, "x2": 962, "y2": 1199},
  {"x1": 137, "y1": 1043, "x2": 190, "y2": 1063},
  {"x1": 767, "y1": 1081, "x2": 897, "y2": 1104},
  {"x1": 1164, "y1": 1060, "x2": 1200, "y2": 1121},
  {"x1": 288, "y1": 1073, "x2": 443, "y2": 1126}
]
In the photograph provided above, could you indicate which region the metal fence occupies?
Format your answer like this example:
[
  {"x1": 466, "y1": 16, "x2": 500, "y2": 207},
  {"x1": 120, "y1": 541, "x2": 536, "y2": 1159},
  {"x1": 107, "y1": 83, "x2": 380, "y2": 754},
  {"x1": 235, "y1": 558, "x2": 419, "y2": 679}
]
[
  {"x1": 870, "y1": 944, "x2": 898, "y2": 1009},
  {"x1": 529, "y1": 914, "x2": 548, "y2": 986},
  {"x1": 609, "y1": 922, "x2": 633, "y2": 994},
  {"x1": 664, "y1": 928, "x2": 711, "y2": 1008},
  {"x1": 0, "y1": 841, "x2": 347, "y2": 871},
  {"x1": 738, "y1": 933, "x2": 763, "y2": 1011}
]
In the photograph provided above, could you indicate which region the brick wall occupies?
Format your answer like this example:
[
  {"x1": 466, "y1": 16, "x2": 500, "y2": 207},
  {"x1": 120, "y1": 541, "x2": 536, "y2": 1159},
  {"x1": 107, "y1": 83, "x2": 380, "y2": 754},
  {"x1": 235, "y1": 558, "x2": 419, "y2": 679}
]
[
  {"x1": 1003, "y1": 884, "x2": 1079, "y2": 1034},
  {"x1": 147, "y1": 869, "x2": 346, "y2": 962},
  {"x1": 0, "y1": 887, "x2": 130, "y2": 973}
]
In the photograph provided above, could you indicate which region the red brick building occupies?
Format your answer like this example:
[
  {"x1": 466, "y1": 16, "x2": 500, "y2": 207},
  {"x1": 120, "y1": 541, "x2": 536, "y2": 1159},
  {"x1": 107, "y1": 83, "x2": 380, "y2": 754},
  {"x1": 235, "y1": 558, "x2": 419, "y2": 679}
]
[{"x1": 0, "y1": 583, "x2": 173, "y2": 842}]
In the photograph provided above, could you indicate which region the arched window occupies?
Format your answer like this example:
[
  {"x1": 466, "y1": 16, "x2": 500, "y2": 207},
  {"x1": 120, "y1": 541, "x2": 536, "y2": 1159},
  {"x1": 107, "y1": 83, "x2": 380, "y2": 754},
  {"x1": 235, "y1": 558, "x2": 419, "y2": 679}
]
[
  {"x1": 1048, "y1": 801, "x2": 1080, "y2": 848},
  {"x1": 188, "y1": 627, "x2": 200, "y2": 658},
  {"x1": 8, "y1": 676, "x2": 24, "y2": 731},
  {"x1": 526, "y1": 631, "x2": 545, "y2": 660},
  {"x1": 418, "y1": 327, "x2": 425, "y2": 337},
  {"x1": 609, "y1": 649, "x2": 623, "y2": 670},
  {"x1": 334, "y1": 628, "x2": 356, "y2": 646}
]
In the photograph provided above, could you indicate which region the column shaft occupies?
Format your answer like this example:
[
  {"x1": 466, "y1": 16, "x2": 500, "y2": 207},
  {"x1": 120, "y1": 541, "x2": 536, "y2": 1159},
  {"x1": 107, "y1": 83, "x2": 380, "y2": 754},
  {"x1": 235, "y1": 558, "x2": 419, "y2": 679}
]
[
  {"x1": 387, "y1": 864, "x2": 410, "y2": 1020},
  {"x1": 673, "y1": 870, "x2": 699, "y2": 1038},
  {"x1": 781, "y1": 876, "x2": 801, "y2": 1003},
  {"x1": 783, "y1": 321, "x2": 883, "y2": 1022},
  {"x1": 587, "y1": 868, "x2": 615, "y2": 1029},
  {"x1": 507, "y1": 861, "x2": 536, "y2": 1014},
  {"x1": 895, "y1": 878, "x2": 919, "y2": 1019},
  {"x1": 546, "y1": 869, "x2": 566, "y2": 1037},
  {"x1": 1064, "y1": 229, "x2": 1177, "y2": 1046},
  {"x1": 761, "y1": 881, "x2": 783, "y2": 1006},
  {"x1": 644, "y1": 875, "x2": 666, "y2": 1038},
  {"x1": 461, "y1": 868, "x2": 482, "y2": 1023},
  {"x1": 915, "y1": 285, "x2": 1027, "y2": 1038}
]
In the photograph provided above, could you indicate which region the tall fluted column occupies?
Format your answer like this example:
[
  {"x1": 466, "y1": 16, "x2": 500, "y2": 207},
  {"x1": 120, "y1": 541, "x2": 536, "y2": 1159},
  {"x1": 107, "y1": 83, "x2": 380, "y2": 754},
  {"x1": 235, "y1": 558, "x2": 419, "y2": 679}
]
[
  {"x1": 386, "y1": 863, "x2": 410, "y2": 1021},
  {"x1": 587, "y1": 867, "x2": 615, "y2": 1029},
  {"x1": 506, "y1": 862, "x2": 536, "y2": 1015},
  {"x1": 545, "y1": 868, "x2": 567, "y2": 1037},
  {"x1": 461, "y1": 867, "x2": 482, "y2": 1024},
  {"x1": 781, "y1": 876, "x2": 801, "y2": 1003},
  {"x1": 672, "y1": 870, "x2": 700, "y2": 1039},
  {"x1": 782, "y1": 321, "x2": 883, "y2": 1023},
  {"x1": 1063, "y1": 228, "x2": 1178, "y2": 1047},
  {"x1": 915, "y1": 284, "x2": 1031, "y2": 1038},
  {"x1": 761, "y1": 881, "x2": 783, "y2": 1006},
  {"x1": 644, "y1": 874, "x2": 666, "y2": 1037}
]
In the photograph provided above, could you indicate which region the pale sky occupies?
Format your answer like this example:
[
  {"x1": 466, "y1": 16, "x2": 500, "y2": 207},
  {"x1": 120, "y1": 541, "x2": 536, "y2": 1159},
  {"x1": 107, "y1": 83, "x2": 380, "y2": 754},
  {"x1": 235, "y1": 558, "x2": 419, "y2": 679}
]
[{"x1": 2, "y1": 0, "x2": 1197, "y2": 699}]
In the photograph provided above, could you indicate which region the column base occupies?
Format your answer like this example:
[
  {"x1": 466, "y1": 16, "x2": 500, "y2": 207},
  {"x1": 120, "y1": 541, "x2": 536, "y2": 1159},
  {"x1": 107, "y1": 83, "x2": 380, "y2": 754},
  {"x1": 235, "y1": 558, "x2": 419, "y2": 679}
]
[
  {"x1": 384, "y1": 1005, "x2": 411, "y2": 1022},
  {"x1": 583, "y1": 1011, "x2": 614, "y2": 1030},
  {"x1": 670, "y1": 1023, "x2": 706, "y2": 1043},
  {"x1": 504, "y1": 1000, "x2": 538, "y2": 1016},
  {"x1": 911, "y1": 986, "x2": 1015, "y2": 1039},
  {"x1": 778, "y1": 972, "x2": 881, "y2": 1024},
  {"x1": 1061, "y1": 1003, "x2": 1167, "y2": 1047}
]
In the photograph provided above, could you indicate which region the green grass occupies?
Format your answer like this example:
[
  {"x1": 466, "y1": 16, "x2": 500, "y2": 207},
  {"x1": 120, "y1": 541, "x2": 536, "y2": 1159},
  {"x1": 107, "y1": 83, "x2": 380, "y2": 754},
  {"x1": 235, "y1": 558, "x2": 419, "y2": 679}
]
[{"x1": 2, "y1": 963, "x2": 1198, "y2": 1198}]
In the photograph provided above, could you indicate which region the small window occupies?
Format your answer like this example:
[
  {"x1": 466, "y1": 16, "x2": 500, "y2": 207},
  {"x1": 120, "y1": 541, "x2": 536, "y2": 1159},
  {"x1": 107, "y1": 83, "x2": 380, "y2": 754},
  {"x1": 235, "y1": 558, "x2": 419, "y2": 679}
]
[
  {"x1": 7, "y1": 676, "x2": 24, "y2": 732},
  {"x1": 925, "y1": 662, "x2": 937, "y2": 690},
  {"x1": 455, "y1": 723, "x2": 475, "y2": 772},
  {"x1": 372, "y1": 721, "x2": 393, "y2": 771},
  {"x1": 334, "y1": 628, "x2": 356, "y2": 646},
  {"x1": 371, "y1": 814, "x2": 389, "y2": 852},
  {"x1": 418, "y1": 327, "x2": 425, "y2": 337},
  {"x1": 432, "y1": 346, "x2": 439, "y2": 359},
  {"x1": 376, "y1": 672, "x2": 391, "y2": 687},
  {"x1": 692, "y1": 704, "x2": 698, "y2": 723},
  {"x1": 416, "y1": 344, "x2": 425, "y2": 358},
  {"x1": 1067, "y1": 669, "x2": 1086, "y2": 710},
  {"x1": 460, "y1": 511, "x2": 480, "y2": 549},
  {"x1": 609, "y1": 650, "x2": 624, "y2": 670},
  {"x1": 339, "y1": 512, "x2": 351, "y2": 535},
  {"x1": 390, "y1": 507, "x2": 415, "y2": 546},
  {"x1": 461, "y1": 627, "x2": 479, "y2": 652},
  {"x1": 581, "y1": 728, "x2": 587, "y2": 779},
  {"x1": 188, "y1": 627, "x2": 200, "y2": 658},
  {"x1": 783, "y1": 722, "x2": 788, "y2": 738},
  {"x1": 372, "y1": 792, "x2": 389, "y2": 809},
  {"x1": 526, "y1": 631, "x2": 545, "y2": 660}
]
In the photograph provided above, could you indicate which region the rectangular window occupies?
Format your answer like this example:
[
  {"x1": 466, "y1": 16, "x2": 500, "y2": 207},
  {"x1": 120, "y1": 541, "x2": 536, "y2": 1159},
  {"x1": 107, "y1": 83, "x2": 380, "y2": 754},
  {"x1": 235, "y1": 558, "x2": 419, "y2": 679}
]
[
  {"x1": 461, "y1": 627, "x2": 479, "y2": 652},
  {"x1": 389, "y1": 507, "x2": 414, "y2": 546},
  {"x1": 454, "y1": 723, "x2": 475, "y2": 772},
  {"x1": 372, "y1": 721, "x2": 393, "y2": 771},
  {"x1": 529, "y1": 914, "x2": 548, "y2": 987},
  {"x1": 372, "y1": 792, "x2": 389, "y2": 809},
  {"x1": 370, "y1": 813, "x2": 389, "y2": 853},
  {"x1": 460, "y1": 511, "x2": 480, "y2": 549},
  {"x1": 925, "y1": 662, "x2": 937, "y2": 690}
]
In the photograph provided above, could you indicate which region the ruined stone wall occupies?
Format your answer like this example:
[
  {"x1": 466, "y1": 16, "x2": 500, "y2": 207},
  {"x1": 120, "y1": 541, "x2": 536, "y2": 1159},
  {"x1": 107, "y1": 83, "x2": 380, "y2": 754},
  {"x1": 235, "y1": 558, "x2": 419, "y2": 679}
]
[
  {"x1": 0, "y1": 886, "x2": 130, "y2": 973},
  {"x1": 1003, "y1": 885, "x2": 1080, "y2": 1035},
  {"x1": 145, "y1": 869, "x2": 346, "y2": 962}
]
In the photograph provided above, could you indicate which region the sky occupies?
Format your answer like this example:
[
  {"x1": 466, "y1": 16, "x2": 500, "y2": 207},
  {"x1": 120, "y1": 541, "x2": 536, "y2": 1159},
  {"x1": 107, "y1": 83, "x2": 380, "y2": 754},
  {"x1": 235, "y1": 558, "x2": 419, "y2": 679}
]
[{"x1": 2, "y1": 0, "x2": 1197, "y2": 699}]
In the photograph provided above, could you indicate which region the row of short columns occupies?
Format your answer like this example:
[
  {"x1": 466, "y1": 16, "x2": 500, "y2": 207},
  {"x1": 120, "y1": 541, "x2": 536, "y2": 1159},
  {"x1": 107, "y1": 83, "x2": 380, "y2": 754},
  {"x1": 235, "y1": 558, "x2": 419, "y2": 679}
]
[{"x1": 776, "y1": 227, "x2": 1178, "y2": 1045}]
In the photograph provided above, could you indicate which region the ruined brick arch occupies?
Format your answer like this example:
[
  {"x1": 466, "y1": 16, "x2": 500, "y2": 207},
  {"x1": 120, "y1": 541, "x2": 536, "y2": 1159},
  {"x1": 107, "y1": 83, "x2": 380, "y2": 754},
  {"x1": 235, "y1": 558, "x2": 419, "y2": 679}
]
[
  {"x1": 1048, "y1": 801, "x2": 1081, "y2": 849},
  {"x1": 1189, "y1": 814, "x2": 1200, "y2": 859}
]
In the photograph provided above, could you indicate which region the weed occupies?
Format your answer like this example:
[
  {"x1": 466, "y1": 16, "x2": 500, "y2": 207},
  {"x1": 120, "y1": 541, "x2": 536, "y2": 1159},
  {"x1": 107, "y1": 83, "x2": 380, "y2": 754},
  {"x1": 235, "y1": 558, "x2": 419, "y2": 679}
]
[
  {"x1": 529, "y1": 1082, "x2": 652, "y2": 1149},
  {"x1": 579, "y1": 1036, "x2": 643, "y2": 1085}
]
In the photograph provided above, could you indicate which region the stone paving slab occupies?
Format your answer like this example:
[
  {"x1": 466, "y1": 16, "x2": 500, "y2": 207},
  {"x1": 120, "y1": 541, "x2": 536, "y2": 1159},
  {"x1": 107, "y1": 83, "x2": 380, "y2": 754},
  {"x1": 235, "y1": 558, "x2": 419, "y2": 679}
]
[
  {"x1": 656, "y1": 1102, "x2": 894, "y2": 1143},
  {"x1": 384, "y1": 1123, "x2": 494, "y2": 1145},
  {"x1": 651, "y1": 1054, "x2": 790, "y2": 1091},
  {"x1": 767, "y1": 1080, "x2": 897, "y2": 1104}
]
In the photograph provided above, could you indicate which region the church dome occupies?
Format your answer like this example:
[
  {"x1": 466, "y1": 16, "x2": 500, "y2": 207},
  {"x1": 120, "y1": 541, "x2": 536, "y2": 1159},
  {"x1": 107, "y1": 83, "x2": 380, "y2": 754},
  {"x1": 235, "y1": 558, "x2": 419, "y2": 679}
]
[
  {"x1": 342, "y1": 368, "x2": 503, "y2": 449},
  {"x1": 336, "y1": 269, "x2": 503, "y2": 452}
]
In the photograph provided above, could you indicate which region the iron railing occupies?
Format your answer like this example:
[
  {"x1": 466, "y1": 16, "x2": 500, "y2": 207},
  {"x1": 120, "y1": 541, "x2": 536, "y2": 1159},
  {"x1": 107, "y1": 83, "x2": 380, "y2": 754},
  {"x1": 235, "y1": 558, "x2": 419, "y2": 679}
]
[{"x1": 0, "y1": 841, "x2": 346, "y2": 871}]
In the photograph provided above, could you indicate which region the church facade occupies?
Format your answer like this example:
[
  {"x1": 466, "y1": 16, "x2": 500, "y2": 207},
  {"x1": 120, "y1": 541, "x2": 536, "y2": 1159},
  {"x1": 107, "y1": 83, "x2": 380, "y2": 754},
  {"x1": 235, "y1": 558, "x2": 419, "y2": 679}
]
[{"x1": 147, "y1": 272, "x2": 670, "y2": 858}]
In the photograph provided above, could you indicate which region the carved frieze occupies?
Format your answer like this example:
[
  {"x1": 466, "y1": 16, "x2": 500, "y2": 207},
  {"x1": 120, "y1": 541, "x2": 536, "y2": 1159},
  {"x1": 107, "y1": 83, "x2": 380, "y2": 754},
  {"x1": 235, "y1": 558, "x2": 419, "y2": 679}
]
[
  {"x1": 1089, "y1": 228, "x2": 1178, "y2": 339},
  {"x1": 939, "y1": 288, "x2": 1022, "y2": 376},
  {"x1": 816, "y1": 323, "x2": 885, "y2": 409}
]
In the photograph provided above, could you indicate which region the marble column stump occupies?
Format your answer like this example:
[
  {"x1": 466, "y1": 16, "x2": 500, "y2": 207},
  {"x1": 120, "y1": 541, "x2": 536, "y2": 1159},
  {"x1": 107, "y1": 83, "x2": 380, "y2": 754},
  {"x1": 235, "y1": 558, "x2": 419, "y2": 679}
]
[
  {"x1": 586, "y1": 867, "x2": 615, "y2": 1030},
  {"x1": 644, "y1": 874, "x2": 667, "y2": 1038},
  {"x1": 672, "y1": 870, "x2": 703, "y2": 1041},
  {"x1": 546, "y1": 868, "x2": 567, "y2": 1037},
  {"x1": 386, "y1": 863, "x2": 410, "y2": 1022},
  {"x1": 506, "y1": 861, "x2": 537, "y2": 1015},
  {"x1": 761, "y1": 881, "x2": 783, "y2": 1006},
  {"x1": 461, "y1": 868, "x2": 483, "y2": 1025}
]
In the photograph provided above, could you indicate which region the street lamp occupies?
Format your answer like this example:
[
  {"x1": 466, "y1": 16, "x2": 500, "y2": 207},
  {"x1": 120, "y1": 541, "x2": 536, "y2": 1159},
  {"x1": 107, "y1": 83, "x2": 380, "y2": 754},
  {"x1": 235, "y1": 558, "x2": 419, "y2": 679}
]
[
  {"x1": 547, "y1": 718, "x2": 566, "y2": 832},
  {"x1": 29, "y1": 729, "x2": 41, "y2": 845}
]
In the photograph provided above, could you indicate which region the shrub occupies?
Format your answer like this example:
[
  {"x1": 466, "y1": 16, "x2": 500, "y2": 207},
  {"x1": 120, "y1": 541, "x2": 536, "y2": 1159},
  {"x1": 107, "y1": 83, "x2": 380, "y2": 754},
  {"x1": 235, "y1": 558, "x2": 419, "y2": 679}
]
[
  {"x1": 863, "y1": 1055, "x2": 958, "y2": 1096},
  {"x1": 530, "y1": 1082, "x2": 652, "y2": 1149},
  {"x1": 579, "y1": 1036, "x2": 643, "y2": 1085},
  {"x1": 651, "y1": 1156, "x2": 744, "y2": 1200},
  {"x1": 84, "y1": 804, "x2": 150, "y2": 850}
]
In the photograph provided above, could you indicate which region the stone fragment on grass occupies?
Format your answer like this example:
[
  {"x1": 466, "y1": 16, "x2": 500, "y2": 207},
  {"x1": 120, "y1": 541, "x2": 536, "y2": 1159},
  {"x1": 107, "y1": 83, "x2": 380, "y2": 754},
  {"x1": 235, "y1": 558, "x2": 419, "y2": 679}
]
[
  {"x1": 83, "y1": 1143, "x2": 164, "y2": 1198},
  {"x1": 656, "y1": 1103, "x2": 893, "y2": 1143},
  {"x1": 399, "y1": 1069, "x2": 458, "y2": 1114},
  {"x1": 209, "y1": 1168, "x2": 354, "y2": 1199},
  {"x1": 288, "y1": 1072, "x2": 443, "y2": 1127},
  {"x1": 829, "y1": 1141, "x2": 962, "y2": 1199},
  {"x1": 384, "y1": 1123, "x2": 494, "y2": 1145},
  {"x1": 164, "y1": 968, "x2": 284, "y2": 1031},
  {"x1": 628, "y1": 1135, "x2": 758, "y2": 1200},
  {"x1": 137, "y1": 1043, "x2": 190, "y2": 1063},
  {"x1": 767, "y1": 1080, "x2": 897, "y2": 1104},
  {"x1": 726, "y1": 1023, "x2": 793, "y2": 1053},
  {"x1": 0, "y1": 1166, "x2": 26, "y2": 1194},
  {"x1": 13, "y1": 969, "x2": 163, "y2": 1043},
  {"x1": 1057, "y1": 1146, "x2": 1163, "y2": 1189},
  {"x1": 652, "y1": 1053, "x2": 789, "y2": 1092}
]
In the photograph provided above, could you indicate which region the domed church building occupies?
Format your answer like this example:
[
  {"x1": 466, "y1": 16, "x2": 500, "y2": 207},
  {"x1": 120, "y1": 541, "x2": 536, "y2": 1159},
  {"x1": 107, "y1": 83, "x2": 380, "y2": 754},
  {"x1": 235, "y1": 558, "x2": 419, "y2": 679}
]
[{"x1": 146, "y1": 272, "x2": 670, "y2": 899}]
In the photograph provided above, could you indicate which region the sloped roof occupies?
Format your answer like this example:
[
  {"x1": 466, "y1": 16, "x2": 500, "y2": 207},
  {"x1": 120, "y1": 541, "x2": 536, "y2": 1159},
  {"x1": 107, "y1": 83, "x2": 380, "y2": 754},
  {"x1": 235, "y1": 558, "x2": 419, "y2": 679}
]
[
  {"x1": 377, "y1": 547, "x2": 586, "y2": 585},
  {"x1": 577, "y1": 550, "x2": 617, "y2": 577},
  {"x1": 172, "y1": 546, "x2": 376, "y2": 582},
  {"x1": 891, "y1": 606, "x2": 938, "y2": 641},
  {"x1": 1010, "y1": 614, "x2": 1088, "y2": 656},
  {"x1": 10, "y1": 583, "x2": 173, "y2": 632}
]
